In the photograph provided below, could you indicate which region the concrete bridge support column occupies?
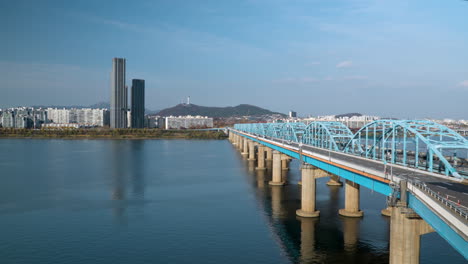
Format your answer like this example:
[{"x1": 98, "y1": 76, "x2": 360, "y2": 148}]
[
  {"x1": 238, "y1": 136, "x2": 243, "y2": 151},
  {"x1": 248, "y1": 141, "x2": 256, "y2": 161},
  {"x1": 232, "y1": 134, "x2": 238, "y2": 146},
  {"x1": 242, "y1": 138, "x2": 249, "y2": 157},
  {"x1": 281, "y1": 154, "x2": 290, "y2": 170},
  {"x1": 339, "y1": 180, "x2": 363, "y2": 217},
  {"x1": 269, "y1": 151, "x2": 285, "y2": 186},
  {"x1": 265, "y1": 148, "x2": 273, "y2": 169},
  {"x1": 296, "y1": 164, "x2": 320, "y2": 217},
  {"x1": 256, "y1": 146, "x2": 266, "y2": 170},
  {"x1": 389, "y1": 207, "x2": 434, "y2": 264},
  {"x1": 266, "y1": 148, "x2": 273, "y2": 161},
  {"x1": 326, "y1": 174, "x2": 343, "y2": 186}
]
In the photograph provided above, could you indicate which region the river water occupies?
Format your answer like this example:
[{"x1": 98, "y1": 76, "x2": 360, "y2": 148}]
[{"x1": 0, "y1": 139, "x2": 465, "y2": 263}]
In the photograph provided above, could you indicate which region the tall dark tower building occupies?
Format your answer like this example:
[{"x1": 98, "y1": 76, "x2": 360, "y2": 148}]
[
  {"x1": 131, "y1": 79, "x2": 145, "y2": 128},
  {"x1": 110, "y1": 58, "x2": 127, "y2": 128}
]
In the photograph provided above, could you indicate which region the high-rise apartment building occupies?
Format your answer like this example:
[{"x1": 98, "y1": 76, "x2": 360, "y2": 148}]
[
  {"x1": 131, "y1": 79, "x2": 145, "y2": 128},
  {"x1": 110, "y1": 58, "x2": 127, "y2": 128}
]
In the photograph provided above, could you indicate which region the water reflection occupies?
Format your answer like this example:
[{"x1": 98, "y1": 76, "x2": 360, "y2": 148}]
[
  {"x1": 245, "y1": 160, "x2": 391, "y2": 264},
  {"x1": 130, "y1": 140, "x2": 145, "y2": 198},
  {"x1": 298, "y1": 217, "x2": 325, "y2": 263},
  {"x1": 342, "y1": 217, "x2": 360, "y2": 252},
  {"x1": 256, "y1": 169, "x2": 266, "y2": 189},
  {"x1": 110, "y1": 140, "x2": 146, "y2": 221}
]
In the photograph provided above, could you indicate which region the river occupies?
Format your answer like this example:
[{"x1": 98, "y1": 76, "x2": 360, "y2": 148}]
[{"x1": 0, "y1": 139, "x2": 465, "y2": 263}]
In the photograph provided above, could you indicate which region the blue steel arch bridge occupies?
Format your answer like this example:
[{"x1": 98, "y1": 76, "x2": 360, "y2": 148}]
[
  {"x1": 231, "y1": 120, "x2": 468, "y2": 260},
  {"x1": 235, "y1": 120, "x2": 468, "y2": 179}
]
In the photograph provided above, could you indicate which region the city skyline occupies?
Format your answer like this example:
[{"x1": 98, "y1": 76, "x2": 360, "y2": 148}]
[{"x1": 1, "y1": 0, "x2": 468, "y2": 119}]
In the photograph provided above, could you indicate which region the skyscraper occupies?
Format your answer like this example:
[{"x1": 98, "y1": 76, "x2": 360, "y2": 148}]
[
  {"x1": 131, "y1": 79, "x2": 145, "y2": 128},
  {"x1": 110, "y1": 58, "x2": 127, "y2": 128}
]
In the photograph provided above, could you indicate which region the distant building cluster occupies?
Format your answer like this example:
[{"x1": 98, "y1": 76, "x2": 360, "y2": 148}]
[
  {"x1": 0, "y1": 107, "x2": 48, "y2": 128},
  {"x1": 47, "y1": 108, "x2": 110, "y2": 127},
  {"x1": 164, "y1": 115, "x2": 214, "y2": 129},
  {"x1": 302, "y1": 115, "x2": 379, "y2": 129},
  {"x1": 0, "y1": 107, "x2": 110, "y2": 128}
]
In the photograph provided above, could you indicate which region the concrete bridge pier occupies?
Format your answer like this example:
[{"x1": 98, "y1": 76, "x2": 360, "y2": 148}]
[
  {"x1": 339, "y1": 180, "x2": 363, "y2": 217},
  {"x1": 389, "y1": 207, "x2": 434, "y2": 264},
  {"x1": 381, "y1": 206, "x2": 393, "y2": 217},
  {"x1": 269, "y1": 151, "x2": 285, "y2": 186},
  {"x1": 296, "y1": 164, "x2": 321, "y2": 217},
  {"x1": 326, "y1": 174, "x2": 343, "y2": 186},
  {"x1": 233, "y1": 134, "x2": 239, "y2": 146},
  {"x1": 281, "y1": 154, "x2": 290, "y2": 170},
  {"x1": 241, "y1": 138, "x2": 249, "y2": 157},
  {"x1": 265, "y1": 148, "x2": 273, "y2": 169},
  {"x1": 237, "y1": 136, "x2": 243, "y2": 151},
  {"x1": 256, "y1": 146, "x2": 266, "y2": 170},
  {"x1": 248, "y1": 141, "x2": 256, "y2": 161},
  {"x1": 265, "y1": 148, "x2": 273, "y2": 161}
]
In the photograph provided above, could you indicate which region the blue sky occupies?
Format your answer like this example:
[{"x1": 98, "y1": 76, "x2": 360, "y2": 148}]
[{"x1": 1, "y1": 0, "x2": 468, "y2": 119}]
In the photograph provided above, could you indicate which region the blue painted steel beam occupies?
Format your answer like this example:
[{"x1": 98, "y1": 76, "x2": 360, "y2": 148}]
[{"x1": 408, "y1": 193, "x2": 468, "y2": 259}]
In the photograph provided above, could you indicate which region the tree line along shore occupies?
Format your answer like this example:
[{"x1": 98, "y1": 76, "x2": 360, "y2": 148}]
[{"x1": 0, "y1": 128, "x2": 227, "y2": 140}]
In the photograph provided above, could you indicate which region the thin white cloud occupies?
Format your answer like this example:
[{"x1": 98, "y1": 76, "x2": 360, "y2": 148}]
[
  {"x1": 337, "y1": 61, "x2": 353, "y2": 68},
  {"x1": 458, "y1": 80, "x2": 468, "y2": 87}
]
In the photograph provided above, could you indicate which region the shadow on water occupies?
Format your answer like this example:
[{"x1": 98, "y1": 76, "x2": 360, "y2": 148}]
[{"x1": 239, "y1": 156, "x2": 390, "y2": 264}]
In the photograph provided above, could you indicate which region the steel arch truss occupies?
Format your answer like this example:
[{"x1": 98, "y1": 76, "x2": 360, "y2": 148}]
[
  {"x1": 277, "y1": 122, "x2": 307, "y2": 142},
  {"x1": 234, "y1": 120, "x2": 468, "y2": 178},
  {"x1": 343, "y1": 120, "x2": 468, "y2": 178},
  {"x1": 303, "y1": 121, "x2": 354, "y2": 151}
]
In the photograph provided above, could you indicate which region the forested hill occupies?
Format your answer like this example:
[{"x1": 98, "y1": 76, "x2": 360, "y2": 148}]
[{"x1": 156, "y1": 104, "x2": 285, "y2": 117}]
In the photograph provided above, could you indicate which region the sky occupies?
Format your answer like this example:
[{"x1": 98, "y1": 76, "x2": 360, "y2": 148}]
[{"x1": 1, "y1": 0, "x2": 468, "y2": 119}]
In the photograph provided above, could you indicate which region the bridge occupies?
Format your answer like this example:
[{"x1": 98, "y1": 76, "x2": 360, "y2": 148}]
[{"x1": 229, "y1": 120, "x2": 468, "y2": 264}]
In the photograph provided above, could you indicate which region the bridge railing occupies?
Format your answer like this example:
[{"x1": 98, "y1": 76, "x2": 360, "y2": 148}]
[{"x1": 408, "y1": 180, "x2": 468, "y2": 220}]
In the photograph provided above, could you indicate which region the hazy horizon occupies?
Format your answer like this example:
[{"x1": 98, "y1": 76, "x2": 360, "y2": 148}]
[{"x1": 2, "y1": 0, "x2": 468, "y2": 119}]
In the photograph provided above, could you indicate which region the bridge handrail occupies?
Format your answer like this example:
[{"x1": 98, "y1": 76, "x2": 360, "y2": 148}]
[{"x1": 409, "y1": 180, "x2": 468, "y2": 220}]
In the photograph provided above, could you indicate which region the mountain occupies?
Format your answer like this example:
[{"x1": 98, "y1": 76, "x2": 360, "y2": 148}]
[
  {"x1": 156, "y1": 104, "x2": 285, "y2": 117},
  {"x1": 335, "y1": 113, "x2": 362, "y2": 118},
  {"x1": 89, "y1": 102, "x2": 110, "y2": 109}
]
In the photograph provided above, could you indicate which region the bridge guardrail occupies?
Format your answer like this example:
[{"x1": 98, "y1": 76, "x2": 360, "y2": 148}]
[{"x1": 409, "y1": 180, "x2": 468, "y2": 221}]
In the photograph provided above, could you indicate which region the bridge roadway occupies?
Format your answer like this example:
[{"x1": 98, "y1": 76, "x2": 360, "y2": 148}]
[{"x1": 233, "y1": 130, "x2": 468, "y2": 259}]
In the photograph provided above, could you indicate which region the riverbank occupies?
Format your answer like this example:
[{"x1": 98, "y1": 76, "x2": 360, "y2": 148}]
[{"x1": 0, "y1": 128, "x2": 227, "y2": 140}]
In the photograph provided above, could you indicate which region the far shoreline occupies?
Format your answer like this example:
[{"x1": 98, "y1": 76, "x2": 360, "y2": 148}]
[{"x1": 0, "y1": 128, "x2": 228, "y2": 140}]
